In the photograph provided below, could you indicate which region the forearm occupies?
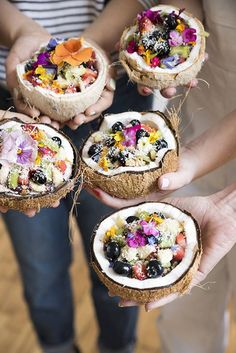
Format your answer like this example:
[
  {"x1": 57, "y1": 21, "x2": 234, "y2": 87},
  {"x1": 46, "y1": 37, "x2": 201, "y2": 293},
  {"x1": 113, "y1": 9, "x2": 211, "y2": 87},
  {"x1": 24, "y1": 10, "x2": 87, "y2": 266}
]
[
  {"x1": 83, "y1": 0, "x2": 144, "y2": 52},
  {"x1": 0, "y1": 0, "x2": 48, "y2": 48},
  {"x1": 187, "y1": 109, "x2": 236, "y2": 181}
]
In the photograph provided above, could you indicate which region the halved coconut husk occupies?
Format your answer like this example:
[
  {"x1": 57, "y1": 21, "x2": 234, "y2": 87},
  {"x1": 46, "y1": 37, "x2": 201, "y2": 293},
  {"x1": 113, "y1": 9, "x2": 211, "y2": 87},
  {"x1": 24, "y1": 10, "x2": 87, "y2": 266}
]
[
  {"x1": 80, "y1": 111, "x2": 179, "y2": 199},
  {"x1": 0, "y1": 118, "x2": 80, "y2": 212},
  {"x1": 16, "y1": 39, "x2": 108, "y2": 123},
  {"x1": 91, "y1": 202, "x2": 202, "y2": 304},
  {"x1": 119, "y1": 5, "x2": 206, "y2": 90}
]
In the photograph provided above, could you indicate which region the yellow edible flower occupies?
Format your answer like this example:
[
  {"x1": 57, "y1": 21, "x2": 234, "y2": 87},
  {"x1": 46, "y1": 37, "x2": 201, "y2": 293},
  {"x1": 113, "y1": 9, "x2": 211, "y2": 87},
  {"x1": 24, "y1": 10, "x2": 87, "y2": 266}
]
[
  {"x1": 99, "y1": 157, "x2": 109, "y2": 172},
  {"x1": 35, "y1": 154, "x2": 42, "y2": 165},
  {"x1": 176, "y1": 19, "x2": 185, "y2": 32},
  {"x1": 35, "y1": 65, "x2": 47, "y2": 76},
  {"x1": 104, "y1": 226, "x2": 117, "y2": 241},
  {"x1": 152, "y1": 215, "x2": 164, "y2": 224},
  {"x1": 149, "y1": 131, "x2": 161, "y2": 144},
  {"x1": 113, "y1": 131, "x2": 124, "y2": 142}
]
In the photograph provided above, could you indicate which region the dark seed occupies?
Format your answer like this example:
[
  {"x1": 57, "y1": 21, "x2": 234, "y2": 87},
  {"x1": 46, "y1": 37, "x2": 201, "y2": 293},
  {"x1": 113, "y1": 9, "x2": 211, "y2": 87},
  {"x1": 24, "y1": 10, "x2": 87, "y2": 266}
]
[
  {"x1": 105, "y1": 241, "x2": 121, "y2": 261},
  {"x1": 113, "y1": 260, "x2": 132, "y2": 276},
  {"x1": 154, "y1": 139, "x2": 168, "y2": 151},
  {"x1": 111, "y1": 121, "x2": 124, "y2": 133},
  {"x1": 30, "y1": 169, "x2": 47, "y2": 185},
  {"x1": 126, "y1": 216, "x2": 139, "y2": 223},
  {"x1": 146, "y1": 260, "x2": 164, "y2": 278},
  {"x1": 52, "y1": 136, "x2": 62, "y2": 147}
]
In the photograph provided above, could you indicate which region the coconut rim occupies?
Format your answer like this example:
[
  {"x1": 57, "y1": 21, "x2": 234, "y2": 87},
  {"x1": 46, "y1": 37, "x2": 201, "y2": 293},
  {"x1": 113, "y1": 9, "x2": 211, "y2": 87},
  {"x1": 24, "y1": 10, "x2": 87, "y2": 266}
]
[
  {"x1": 16, "y1": 38, "x2": 108, "y2": 100},
  {"x1": 91, "y1": 201, "x2": 201, "y2": 292},
  {"x1": 80, "y1": 111, "x2": 179, "y2": 178},
  {"x1": 0, "y1": 118, "x2": 80, "y2": 201},
  {"x1": 120, "y1": 4, "x2": 205, "y2": 75}
]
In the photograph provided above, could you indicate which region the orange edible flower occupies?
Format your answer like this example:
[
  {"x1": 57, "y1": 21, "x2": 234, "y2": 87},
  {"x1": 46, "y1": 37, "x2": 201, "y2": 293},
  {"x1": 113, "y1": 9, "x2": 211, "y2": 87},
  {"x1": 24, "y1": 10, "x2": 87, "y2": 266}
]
[{"x1": 51, "y1": 38, "x2": 93, "y2": 66}]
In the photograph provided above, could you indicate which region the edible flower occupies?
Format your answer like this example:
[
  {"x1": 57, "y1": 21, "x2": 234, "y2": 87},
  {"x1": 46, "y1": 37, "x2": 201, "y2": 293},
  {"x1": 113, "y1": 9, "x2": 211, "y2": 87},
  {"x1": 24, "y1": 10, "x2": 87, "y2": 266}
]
[
  {"x1": 168, "y1": 30, "x2": 183, "y2": 46},
  {"x1": 148, "y1": 131, "x2": 161, "y2": 144},
  {"x1": 176, "y1": 19, "x2": 185, "y2": 32},
  {"x1": 150, "y1": 56, "x2": 160, "y2": 67},
  {"x1": 182, "y1": 28, "x2": 197, "y2": 44},
  {"x1": 161, "y1": 54, "x2": 179, "y2": 69},
  {"x1": 113, "y1": 131, "x2": 124, "y2": 143},
  {"x1": 126, "y1": 39, "x2": 138, "y2": 54},
  {"x1": 141, "y1": 221, "x2": 160, "y2": 236},
  {"x1": 32, "y1": 51, "x2": 52, "y2": 68},
  {"x1": 51, "y1": 38, "x2": 93, "y2": 66},
  {"x1": 105, "y1": 226, "x2": 117, "y2": 240},
  {"x1": 123, "y1": 125, "x2": 141, "y2": 147},
  {"x1": 137, "y1": 9, "x2": 161, "y2": 24},
  {"x1": 127, "y1": 230, "x2": 147, "y2": 248}
]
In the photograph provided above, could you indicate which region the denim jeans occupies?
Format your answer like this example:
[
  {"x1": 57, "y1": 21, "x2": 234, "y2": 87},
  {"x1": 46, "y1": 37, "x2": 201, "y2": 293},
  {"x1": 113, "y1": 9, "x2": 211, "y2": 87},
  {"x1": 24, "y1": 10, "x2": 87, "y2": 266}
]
[{"x1": 1, "y1": 76, "x2": 153, "y2": 353}]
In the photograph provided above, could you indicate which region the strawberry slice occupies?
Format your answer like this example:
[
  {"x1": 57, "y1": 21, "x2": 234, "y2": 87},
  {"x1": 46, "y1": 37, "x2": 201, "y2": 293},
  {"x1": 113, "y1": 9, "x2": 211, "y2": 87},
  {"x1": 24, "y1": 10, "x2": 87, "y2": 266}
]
[
  {"x1": 172, "y1": 245, "x2": 185, "y2": 261},
  {"x1": 56, "y1": 160, "x2": 67, "y2": 173},
  {"x1": 132, "y1": 262, "x2": 147, "y2": 280},
  {"x1": 176, "y1": 233, "x2": 186, "y2": 248}
]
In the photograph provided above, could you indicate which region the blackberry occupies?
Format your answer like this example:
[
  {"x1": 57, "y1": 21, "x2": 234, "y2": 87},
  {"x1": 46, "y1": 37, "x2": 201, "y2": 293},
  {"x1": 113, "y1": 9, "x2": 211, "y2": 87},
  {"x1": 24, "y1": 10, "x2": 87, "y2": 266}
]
[
  {"x1": 130, "y1": 119, "x2": 140, "y2": 126},
  {"x1": 154, "y1": 139, "x2": 168, "y2": 151},
  {"x1": 126, "y1": 215, "x2": 139, "y2": 223},
  {"x1": 52, "y1": 136, "x2": 62, "y2": 147},
  {"x1": 136, "y1": 129, "x2": 149, "y2": 142},
  {"x1": 146, "y1": 260, "x2": 164, "y2": 278},
  {"x1": 30, "y1": 169, "x2": 47, "y2": 185},
  {"x1": 105, "y1": 241, "x2": 121, "y2": 261},
  {"x1": 107, "y1": 147, "x2": 118, "y2": 163},
  {"x1": 163, "y1": 13, "x2": 178, "y2": 30},
  {"x1": 153, "y1": 39, "x2": 170, "y2": 57},
  {"x1": 104, "y1": 136, "x2": 116, "y2": 147},
  {"x1": 117, "y1": 151, "x2": 129, "y2": 166},
  {"x1": 111, "y1": 121, "x2": 124, "y2": 133},
  {"x1": 88, "y1": 143, "x2": 102, "y2": 162},
  {"x1": 113, "y1": 260, "x2": 132, "y2": 276}
]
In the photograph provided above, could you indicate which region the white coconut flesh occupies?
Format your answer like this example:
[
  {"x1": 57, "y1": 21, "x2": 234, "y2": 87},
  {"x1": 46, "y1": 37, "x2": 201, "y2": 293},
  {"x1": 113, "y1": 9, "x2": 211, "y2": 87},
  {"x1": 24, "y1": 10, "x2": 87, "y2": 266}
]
[
  {"x1": 82, "y1": 111, "x2": 177, "y2": 176},
  {"x1": 93, "y1": 202, "x2": 199, "y2": 290},
  {"x1": 16, "y1": 40, "x2": 106, "y2": 99},
  {"x1": 0, "y1": 120, "x2": 74, "y2": 197},
  {"x1": 123, "y1": 5, "x2": 204, "y2": 74}
]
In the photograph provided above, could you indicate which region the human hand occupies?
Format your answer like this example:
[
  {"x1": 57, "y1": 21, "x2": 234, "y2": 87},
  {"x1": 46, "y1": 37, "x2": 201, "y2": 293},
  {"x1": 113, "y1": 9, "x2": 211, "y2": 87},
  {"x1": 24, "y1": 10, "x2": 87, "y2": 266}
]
[
  {"x1": 86, "y1": 145, "x2": 198, "y2": 209},
  {"x1": 117, "y1": 184, "x2": 236, "y2": 311},
  {"x1": 5, "y1": 30, "x2": 51, "y2": 118}
]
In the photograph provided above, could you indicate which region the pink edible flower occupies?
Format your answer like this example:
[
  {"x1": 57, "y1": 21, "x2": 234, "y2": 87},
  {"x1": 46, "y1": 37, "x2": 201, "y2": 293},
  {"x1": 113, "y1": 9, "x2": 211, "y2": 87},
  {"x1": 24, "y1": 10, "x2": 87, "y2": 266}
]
[
  {"x1": 126, "y1": 40, "x2": 138, "y2": 54},
  {"x1": 182, "y1": 28, "x2": 197, "y2": 43},
  {"x1": 122, "y1": 124, "x2": 141, "y2": 146},
  {"x1": 168, "y1": 30, "x2": 183, "y2": 46},
  {"x1": 150, "y1": 57, "x2": 160, "y2": 67},
  {"x1": 127, "y1": 230, "x2": 147, "y2": 248},
  {"x1": 141, "y1": 221, "x2": 160, "y2": 236}
]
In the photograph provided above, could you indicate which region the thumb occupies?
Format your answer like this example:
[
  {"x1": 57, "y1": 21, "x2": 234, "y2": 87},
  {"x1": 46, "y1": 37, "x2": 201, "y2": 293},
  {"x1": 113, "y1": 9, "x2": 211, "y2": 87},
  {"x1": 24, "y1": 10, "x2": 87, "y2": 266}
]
[
  {"x1": 5, "y1": 51, "x2": 20, "y2": 92},
  {"x1": 158, "y1": 169, "x2": 192, "y2": 191}
]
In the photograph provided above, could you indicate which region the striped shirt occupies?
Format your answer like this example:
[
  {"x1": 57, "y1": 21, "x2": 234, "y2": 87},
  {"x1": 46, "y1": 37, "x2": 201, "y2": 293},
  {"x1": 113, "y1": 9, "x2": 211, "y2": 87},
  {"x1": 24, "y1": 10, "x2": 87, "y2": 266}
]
[{"x1": 0, "y1": 0, "x2": 156, "y2": 82}]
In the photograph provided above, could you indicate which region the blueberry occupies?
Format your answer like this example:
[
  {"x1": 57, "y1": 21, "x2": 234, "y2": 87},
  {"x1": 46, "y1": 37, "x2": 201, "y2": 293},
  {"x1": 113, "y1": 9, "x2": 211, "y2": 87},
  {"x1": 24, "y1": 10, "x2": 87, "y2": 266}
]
[
  {"x1": 146, "y1": 260, "x2": 164, "y2": 278},
  {"x1": 105, "y1": 241, "x2": 121, "y2": 261},
  {"x1": 153, "y1": 39, "x2": 170, "y2": 57},
  {"x1": 104, "y1": 137, "x2": 116, "y2": 147},
  {"x1": 88, "y1": 143, "x2": 102, "y2": 161},
  {"x1": 136, "y1": 129, "x2": 149, "y2": 142},
  {"x1": 52, "y1": 136, "x2": 62, "y2": 147},
  {"x1": 113, "y1": 260, "x2": 132, "y2": 276},
  {"x1": 24, "y1": 61, "x2": 34, "y2": 72},
  {"x1": 126, "y1": 216, "x2": 139, "y2": 223},
  {"x1": 111, "y1": 121, "x2": 124, "y2": 133},
  {"x1": 163, "y1": 13, "x2": 178, "y2": 30},
  {"x1": 30, "y1": 169, "x2": 47, "y2": 185},
  {"x1": 0, "y1": 163, "x2": 2, "y2": 170},
  {"x1": 130, "y1": 119, "x2": 140, "y2": 126},
  {"x1": 154, "y1": 139, "x2": 168, "y2": 151},
  {"x1": 117, "y1": 151, "x2": 128, "y2": 166}
]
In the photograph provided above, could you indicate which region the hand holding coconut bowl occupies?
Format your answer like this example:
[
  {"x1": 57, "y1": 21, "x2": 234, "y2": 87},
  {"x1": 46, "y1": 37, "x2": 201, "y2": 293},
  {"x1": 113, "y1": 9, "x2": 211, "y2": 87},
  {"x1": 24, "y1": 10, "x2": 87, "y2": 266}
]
[{"x1": 12, "y1": 36, "x2": 114, "y2": 129}]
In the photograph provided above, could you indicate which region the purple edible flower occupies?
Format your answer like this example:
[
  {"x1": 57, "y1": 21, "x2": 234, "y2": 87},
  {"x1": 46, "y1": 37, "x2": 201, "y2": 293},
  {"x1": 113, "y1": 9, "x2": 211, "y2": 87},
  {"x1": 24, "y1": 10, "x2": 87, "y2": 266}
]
[
  {"x1": 122, "y1": 124, "x2": 141, "y2": 146},
  {"x1": 140, "y1": 221, "x2": 160, "y2": 236},
  {"x1": 126, "y1": 40, "x2": 138, "y2": 54},
  {"x1": 137, "y1": 9, "x2": 162, "y2": 24},
  {"x1": 161, "y1": 54, "x2": 179, "y2": 69},
  {"x1": 127, "y1": 230, "x2": 147, "y2": 248},
  {"x1": 46, "y1": 37, "x2": 61, "y2": 51},
  {"x1": 168, "y1": 30, "x2": 183, "y2": 46},
  {"x1": 182, "y1": 28, "x2": 197, "y2": 43},
  {"x1": 150, "y1": 56, "x2": 160, "y2": 68},
  {"x1": 32, "y1": 52, "x2": 51, "y2": 69}
]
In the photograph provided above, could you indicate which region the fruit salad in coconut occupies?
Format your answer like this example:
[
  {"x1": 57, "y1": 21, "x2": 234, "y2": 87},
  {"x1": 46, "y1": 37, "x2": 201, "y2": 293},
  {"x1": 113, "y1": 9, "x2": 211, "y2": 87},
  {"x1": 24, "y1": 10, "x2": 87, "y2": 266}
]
[
  {"x1": 120, "y1": 5, "x2": 206, "y2": 90},
  {"x1": 0, "y1": 119, "x2": 79, "y2": 211},
  {"x1": 81, "y1": 111, "x2": 178, "y2": 199},
  {"x1": 17, "y1": 37, "x2": 108, "y2": 122},
  {"x1": 91, "y1": 202, "x2": 201, "y2": 303}
]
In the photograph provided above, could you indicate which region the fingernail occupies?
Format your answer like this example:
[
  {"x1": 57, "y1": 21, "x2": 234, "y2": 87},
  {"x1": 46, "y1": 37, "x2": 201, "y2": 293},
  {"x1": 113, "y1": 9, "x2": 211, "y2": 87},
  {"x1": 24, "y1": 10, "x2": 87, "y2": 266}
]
[
  {"x1": 143, "y1": 87, "x2": 150, "y2": 94},
  {"x1": 88, "y1": 111, "x2": 96, "y2": 116},
  {"x1": 160, "y1": 178, "x2": 170, "y2": 189},
  {"x1": 91, "y1": 188, "x2": 100, "y2": 198},
  {"x1": 109, "y1": 78, "x2": 116, "y2": 91}
]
